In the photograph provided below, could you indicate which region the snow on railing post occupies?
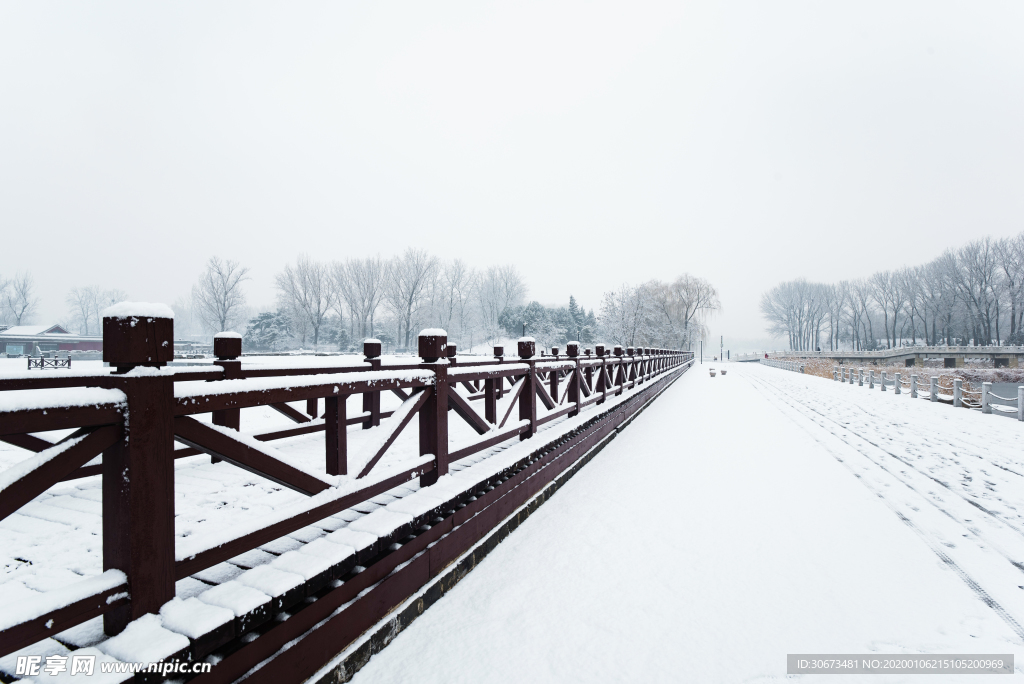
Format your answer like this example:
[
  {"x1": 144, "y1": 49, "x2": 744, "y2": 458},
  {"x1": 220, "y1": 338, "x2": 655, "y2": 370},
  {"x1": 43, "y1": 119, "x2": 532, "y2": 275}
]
[
  {"x1": 910, "y1": 374, "x2": 917, "y2": 398},
  {"x1": 881, "y1": 371, "x2": 887, "y2": 391},
  {"x1": 418, "y1": 330, "x2": 449, "y2": 486},
  {"x1": 982, "y1": 382, "x2": 991, "y2": 414},
  {"x1": 100, "y1": 302, "x2": 176, "y2": 636},
  {"x1": 1018, "y1": 386, "x2": 1024, "y2": 421},
  {"x1": 869, "y1": 370, "x2": 874, "y2": 389},
  {"x1": 858, "y1": 368, "x2": 864, "y2": 386},
  {"x1": 894, "y1": 373, "x2": 901, "y2": 394},
  {"x1": 518, "y1": 337, "x2": 538, "y2": 439},
  {"x1": 362, "y1": 339, "x2": 383, "y2": 429},
  {"x1": 567, "y1": 341, "x2": 582, "y2": 417},
  {"x1": 849, "y1": 368, "x2": 854, "y2": 385},
  {"x1": 833, "y1": 366, "x2": 838, "y2": 381},
  {"x1": 931, "y1": 377, "x2": 938, "y2": 402},
  {"x1": 800, "y1": 364, "x2": 805, "y2": 373},
  {"x1": 953, "y1": 378, "x2": 962, "y2": 407}
]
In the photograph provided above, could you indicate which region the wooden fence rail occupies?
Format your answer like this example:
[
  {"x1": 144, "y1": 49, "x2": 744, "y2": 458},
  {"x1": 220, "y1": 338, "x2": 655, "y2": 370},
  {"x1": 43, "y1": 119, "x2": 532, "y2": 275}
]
[{"x1": 0, "y1": 308, "x2": 692, "y2": 673}]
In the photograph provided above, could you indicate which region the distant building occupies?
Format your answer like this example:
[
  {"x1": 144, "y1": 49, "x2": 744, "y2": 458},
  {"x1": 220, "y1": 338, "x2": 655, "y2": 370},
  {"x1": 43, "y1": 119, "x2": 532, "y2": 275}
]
[{"x1": 0, "y1": 325, "x2": 103, "y2": 356}]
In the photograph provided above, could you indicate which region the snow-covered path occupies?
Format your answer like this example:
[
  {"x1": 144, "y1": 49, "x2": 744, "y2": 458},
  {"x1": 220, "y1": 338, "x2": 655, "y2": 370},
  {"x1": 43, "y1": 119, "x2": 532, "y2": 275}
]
[{"x1": 343, "y1": 363, "x2": 1023, "y2": 684}]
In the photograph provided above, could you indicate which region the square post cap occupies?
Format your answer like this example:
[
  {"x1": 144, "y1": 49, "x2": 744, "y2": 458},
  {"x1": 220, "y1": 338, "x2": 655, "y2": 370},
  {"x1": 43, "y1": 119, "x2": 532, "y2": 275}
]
[
  {"x1": 418, "y1": 329, "x2": 448, "y2": 362},
  {"x1": 517, "y1": 337, "x2": 536, "y2": 359},
  {"x1": 102, "y1": 302, "x2": 175, "y2": 371},
  {"x1": 551, "y1": 347, "x2": 559, "y2": 356},
  {"x1": 493, "y1": 345, "x2": 504, "y2": 358},
  {"x1": 446, "y1": 345, "x2": 457, "y2": 358},
  {"x1": 626, "y1": 347, "x2": 635, "y2": 355},
  {"x1": 214, "y1": 333, "x2": 242, "y2": 360},
  {"x1": 363, "y1": 339, "x2": 382, "y2": 358},
  {"x1": 595, "y1": 344, "x2": 605, "y2": 357},
  {"x1": 584, "y1": 348, "x2": 592, "y2": 356},
  {"x1": 613, "y1": 345, "x2": 623, "y2": 356},
  {"x1": 566, "y1": 341, "x2": 580, "y2": 358}
]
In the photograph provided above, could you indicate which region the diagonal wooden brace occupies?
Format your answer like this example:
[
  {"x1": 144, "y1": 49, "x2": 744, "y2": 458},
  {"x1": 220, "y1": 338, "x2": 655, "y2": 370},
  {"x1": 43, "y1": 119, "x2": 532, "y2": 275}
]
[
  {"x1": 174, "y1": 416, "x2": 330, "y2": 495},
  {"x1": 447, "y1": 388, "x2": 490, "y2": 436},
  {"x1": 0, "y1": 425, "x2": 121, "y2": 522}
]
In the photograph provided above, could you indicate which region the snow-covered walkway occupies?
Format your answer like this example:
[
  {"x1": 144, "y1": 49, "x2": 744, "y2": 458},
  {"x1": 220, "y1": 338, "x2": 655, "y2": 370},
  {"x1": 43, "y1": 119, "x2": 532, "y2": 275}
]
[{"x1": 343, "y1": 362, "x2": 1023, "y2": 683}]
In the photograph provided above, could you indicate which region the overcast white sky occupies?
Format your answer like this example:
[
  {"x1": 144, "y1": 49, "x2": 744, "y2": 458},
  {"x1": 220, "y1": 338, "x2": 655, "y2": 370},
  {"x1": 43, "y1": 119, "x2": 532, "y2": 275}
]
[{"x1": 2, "y1": 1, "x2": 1022, "y2": 350}]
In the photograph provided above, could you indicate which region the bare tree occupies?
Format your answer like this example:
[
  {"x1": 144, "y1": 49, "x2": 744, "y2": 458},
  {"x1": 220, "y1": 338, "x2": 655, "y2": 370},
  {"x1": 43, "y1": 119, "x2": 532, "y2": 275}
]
[
  {"x1": 0, "y1": 275, "x2": 8, "y2": 326},
  {"x1": 4, "y1": 273, "x2": 39, "y2": 326},
  {"x1": 437, "y1": 259, "x2": 476, "y2": 346},
  {"x1": 66, "y1": 286, "x2": 101, "y2": 335},
  {"x1": 648, "y1": 275, "x2": 720, "y2": 349},
  {"x1": 870, "y1": 270, "x2": 909, "y2": 348},
  {"x1": 276, "y1": 255, "x2": 333, "y2": 347},
  {"x1": 994, "y1": 234, "x2": 1024, "y2": 339},
  {"x1": 476, "y1": 265, "x2": 527, "y2": 342},
  {"x1": 192, "y1": 257, "x2": 251, "y2": 333},
  {"x1": 334, "y1": 256, "x2": 388, "y2": 340},
  {"x1": 759, "y1": 279, "x2": 824, "y2": 351},
  {"x1": 600, "y1": 283, "x2": 653, "y2": 347},
  {"x1": 171, "y1": 297, "x2": 201, "y2": 341},
  {"x1": 384, "y1": 249, "x2": 439, "y2": 349}
]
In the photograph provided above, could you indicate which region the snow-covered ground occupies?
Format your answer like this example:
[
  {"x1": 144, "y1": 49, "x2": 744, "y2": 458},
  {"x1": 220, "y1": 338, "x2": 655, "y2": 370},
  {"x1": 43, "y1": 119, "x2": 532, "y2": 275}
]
[{"x1": 343, "y1": 362, "x2": 1024, "y2": 683}]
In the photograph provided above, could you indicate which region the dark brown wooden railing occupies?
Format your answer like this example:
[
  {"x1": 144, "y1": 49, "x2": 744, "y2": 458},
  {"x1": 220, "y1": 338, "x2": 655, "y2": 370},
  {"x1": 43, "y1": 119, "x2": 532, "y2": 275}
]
[{"x1": 0, "y1": 311, "x2": 692, "y2": 667}]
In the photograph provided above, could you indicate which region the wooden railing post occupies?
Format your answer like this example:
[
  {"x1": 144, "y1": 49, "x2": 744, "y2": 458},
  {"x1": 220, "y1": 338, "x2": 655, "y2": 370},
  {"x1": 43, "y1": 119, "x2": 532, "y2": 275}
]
[
  {"x1": 482, "y1": 345, "x2": 502, "y2": 424},
  {"x1": 101, "y1": 305, "x2": 176, "y2": 635},
  {"x1": 518, "y1": 337, "x2": 537, "y2": 439},
  {"x1": 549, "y1": 346, "x2": 559, "y2": 402},
  {"x1": 493, "y1": 346, "x2": 504, "y2": 399},
  {"x1": 210, "y1": 334, "x2": 243, "y2": 464},
  {"x1": 584, "y1": 348, "x2": 594, "y2": 392},
  {"x1": 325, "y1": 392, "x2": 348, "y2": 476},
  {"x1": 362, "y1": 339, "x2": 382, "y2": 429},
  {"x1": 595, "y1": 344, "x2": 607, "y2": 404},
  {"x1": 567, "y1": 341, "x2": 581, "y2": 417},
  {"x1": 419, "y1": 331, "x2": 448, "y2": 486},
  {"x1": 212, "y1": 334, "x2": 243, "y2": 431},
  {"x1": 613, "y1": 345, "x2": 625, "y2": 395}
]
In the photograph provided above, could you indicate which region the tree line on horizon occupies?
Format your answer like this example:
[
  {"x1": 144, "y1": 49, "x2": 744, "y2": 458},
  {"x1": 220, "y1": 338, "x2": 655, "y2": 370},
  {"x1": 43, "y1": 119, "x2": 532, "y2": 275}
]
[
  {"x1": 3, "y1": 251, "x2": 721, "y2": 355},
  {"x1": 760, "y1": 233, "x2": 1024, "y2": 351}
]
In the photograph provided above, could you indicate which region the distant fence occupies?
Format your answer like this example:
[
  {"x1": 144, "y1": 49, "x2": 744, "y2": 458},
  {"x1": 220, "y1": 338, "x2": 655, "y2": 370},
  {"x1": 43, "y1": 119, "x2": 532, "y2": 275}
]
[
  {"x1": 761, "y1": 358, "x2": 1024, "y2": 421},
  {"x1": 26, "y1": 357, "x2": 71, "y2": 370}
]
